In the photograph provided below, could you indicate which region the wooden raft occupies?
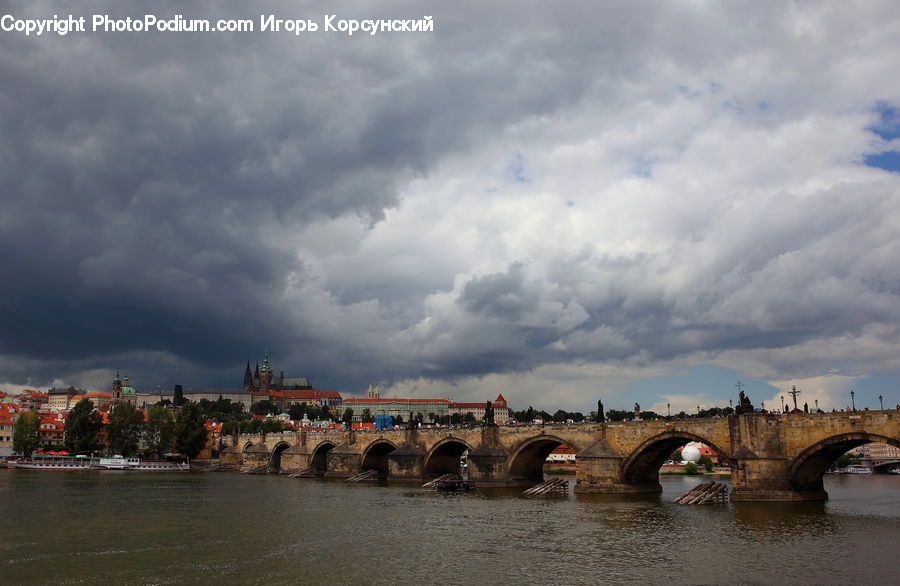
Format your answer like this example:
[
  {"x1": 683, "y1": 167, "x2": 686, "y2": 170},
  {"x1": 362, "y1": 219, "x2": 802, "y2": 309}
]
[
  {"x1": 674, "y1": 481, "x2": 729, "y2": 504},
  {"x1": 422, "y1": 473, "x2": 457, "y2": 488},
  {"x1": 345, "y1": 469, "x2": 379, "y2": 483},
  {"x1": 523, "y1": 477, "x2": 569, "y2": 495}
]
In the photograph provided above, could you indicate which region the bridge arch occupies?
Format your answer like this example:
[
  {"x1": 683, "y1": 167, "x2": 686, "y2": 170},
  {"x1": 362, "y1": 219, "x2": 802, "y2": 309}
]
[
  {"x1": 622, "y1": 431, "x2": 729, "y2": 491},
  {"x1": 241, "y1": 441, "x2": 255, "y2": 453},
  {"x1": 424, "y1": 437, "x2": 475, "y2": 477},
  {"x1": 790, "y1": 432, "x2": 900, "y2": 494},
  {"x1": 507, "y1": 435, "x2": 573, "y2": 483},
  {"x1": 269, "y1": 441, "x2": 291, "y2": 470},
  {"x1": 361, "y1": 440, "x2": 399, "y2": 478},
  {"x1": 309, "y1": 440, "x2": 337, "y2": 475}
]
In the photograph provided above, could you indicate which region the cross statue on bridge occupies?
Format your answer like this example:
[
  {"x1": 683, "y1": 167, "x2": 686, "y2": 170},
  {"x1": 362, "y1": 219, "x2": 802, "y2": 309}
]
[{"x1": 788, "y1": 385, "x2": 802, "y2": 411}]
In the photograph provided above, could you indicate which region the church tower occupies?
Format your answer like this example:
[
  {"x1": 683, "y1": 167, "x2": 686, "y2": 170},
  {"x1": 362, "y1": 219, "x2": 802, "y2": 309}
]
[
  {"x1": 258, "y1": 350, "x2": 274, "y2": 391},
  {"x1": 367, "y1": 383, "x2": 380, "y2": 399},
  {"x1": 112, "y1": 370, "x2": 123, "y2": 404},
  {"x1": 243, "y1": 361, "x2": 253, "y2": 390}
]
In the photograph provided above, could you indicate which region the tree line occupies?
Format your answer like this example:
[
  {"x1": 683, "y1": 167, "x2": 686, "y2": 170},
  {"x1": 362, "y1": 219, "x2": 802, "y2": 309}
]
[{"x1": 13, "y1": 398, "x2": 209, "y2": 459}]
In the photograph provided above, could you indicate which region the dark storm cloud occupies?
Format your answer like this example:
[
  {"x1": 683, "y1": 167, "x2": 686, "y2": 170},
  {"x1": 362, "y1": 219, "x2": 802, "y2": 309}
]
[{"x1": 0, "y1": 0, "x2": 631, "y2": 387}]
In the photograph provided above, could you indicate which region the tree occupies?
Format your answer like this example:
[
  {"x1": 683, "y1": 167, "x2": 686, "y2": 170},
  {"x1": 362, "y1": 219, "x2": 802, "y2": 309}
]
[
  {"x1": 64, "y1": 398, "x2": 103, "y2": 454},
  {"x1": 144, "y1": 405, "x2": 176, "y2": 458},
  {"x1": 175, "y1": 402, "x2": 208, "y2": 459},
  {"x1": 250, "y1": 400, "x2": 278, "y2": 416},
  {"x1": 606, "y1": 409, "x2": 629, "y2": 422},
  {"x1": 341, "y1": 408, "x2": 354, "y2": 424},
  {"x1": 13, "y1": 411, "x2": 40, "y2": 456},
  {"x1": 698, "y1": 454, "x2": 715, "y2": 472},
  {"x1": 107, "y1": 403, "x2": 145, "y2": 456},
  {"x1": 361, "y1": 408, "x2": 373, "y2": 423},
  {"x1": 262, "y1": 417, "x2": 284, "y2": 433},
  {"x1": 288, "y1": 403, "x2": 306, "y2": 421}
]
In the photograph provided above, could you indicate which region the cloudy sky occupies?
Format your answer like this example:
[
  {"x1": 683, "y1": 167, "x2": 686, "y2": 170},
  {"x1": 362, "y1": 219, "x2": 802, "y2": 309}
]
[{"x1": 1, "y1": 1, "x2": 899, "y2": 414}]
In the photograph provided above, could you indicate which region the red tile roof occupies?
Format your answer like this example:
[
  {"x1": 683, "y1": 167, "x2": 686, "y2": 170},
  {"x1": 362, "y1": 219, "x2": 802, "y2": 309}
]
[{"x1": 343, "y1": 398, "x2": 451, "y2": 405}]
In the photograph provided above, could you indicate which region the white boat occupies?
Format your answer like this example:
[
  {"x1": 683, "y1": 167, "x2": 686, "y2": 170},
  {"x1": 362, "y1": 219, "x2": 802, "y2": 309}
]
[
  {"x1": 11, "y1": 454, "x2": 189, "y2": 471},
  {"x1": 96, "y1": 456, "x2": 189, "y2": 471},
  {"x1": 11, "y1": 455, "x2": 99, "y2": 470},
  {"x1": 840, "y1": 465, "x2": 873, "y2": 474}
]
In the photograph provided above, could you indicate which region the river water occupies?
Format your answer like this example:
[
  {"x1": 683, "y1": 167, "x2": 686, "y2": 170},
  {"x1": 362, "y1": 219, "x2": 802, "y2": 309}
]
[{"x1": 1, "y1": 471, "x2": 898, "y2": 585}]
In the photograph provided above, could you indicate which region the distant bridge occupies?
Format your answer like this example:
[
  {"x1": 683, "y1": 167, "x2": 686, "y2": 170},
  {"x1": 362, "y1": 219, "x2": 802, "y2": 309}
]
[{"x1": 219, "y1": 410, "x2": 899, "y2": 501}]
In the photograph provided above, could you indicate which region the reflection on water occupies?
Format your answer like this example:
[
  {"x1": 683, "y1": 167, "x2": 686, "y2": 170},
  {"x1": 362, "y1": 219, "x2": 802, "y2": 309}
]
[{"x1": 0, "y1": 471, "x2": 898, "y2": 585}]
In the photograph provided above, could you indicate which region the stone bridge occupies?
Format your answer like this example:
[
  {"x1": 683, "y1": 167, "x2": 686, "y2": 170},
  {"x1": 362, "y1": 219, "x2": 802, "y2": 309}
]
[{"x1": 219, "y1": 410, "x2": 899, "y2": 501}]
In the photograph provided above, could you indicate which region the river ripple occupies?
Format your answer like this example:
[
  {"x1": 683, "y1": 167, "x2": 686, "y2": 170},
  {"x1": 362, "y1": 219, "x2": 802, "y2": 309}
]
[{"x1": 1, "y1": 472, "x2": 897, "y2": 585}]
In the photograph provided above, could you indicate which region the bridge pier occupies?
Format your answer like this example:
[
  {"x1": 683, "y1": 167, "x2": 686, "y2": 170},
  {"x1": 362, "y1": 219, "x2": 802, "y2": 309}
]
[
  {"x1": 242, "y1": 443, "x2": 271, "y2": 472},
  {"x1": 730, "y1": 451, "x2": 825, "y2": 501},
  {"x1": 326, "y1": 440, "x2": 362, "y2": 478},
  {"x1": 574, "y1": 438, "x2": 630, "y2": 493},
  {"x1": 727, "y1": 413, "x2": 824, "y2": 501},
  {"x1": 467, "y1": 427, "x2": 515, "y2": 485},
  {"x1": 388, "y1": 446, "x2": 426, "y2": 480},
  {"x1": 281, "y1": 444, "x2": 311, "y2": 473},
  {"x1": 219, "y1": 444, "x2": 241, "y2": 469}
]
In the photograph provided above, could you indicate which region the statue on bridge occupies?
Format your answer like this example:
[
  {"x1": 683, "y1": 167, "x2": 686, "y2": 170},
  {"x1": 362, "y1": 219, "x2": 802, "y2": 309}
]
[
  {"x1": 634, "y1": 403, "x2": 641, "y2": 421},
  {"x1": 484, "y1": 400, "x2": 495, "y2": 426},
  {"x1": 735, "y1": 390, "x2": 754, "y2": 414},
  {"x1": 597, "y1": 399, "x2": 605, "y2": 422}
]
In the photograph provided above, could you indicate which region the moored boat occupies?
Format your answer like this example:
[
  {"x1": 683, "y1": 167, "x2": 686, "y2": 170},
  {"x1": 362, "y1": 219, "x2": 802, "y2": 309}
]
[
  {"x1": 840, "y1": 465, "x2": 873, "y2": 474},
  {"x1": 11, "y1": 454, "x2": 189, "y2": 471},
  {"x1": 432, "y1": 478, "x2": 475, "y2": 491}
]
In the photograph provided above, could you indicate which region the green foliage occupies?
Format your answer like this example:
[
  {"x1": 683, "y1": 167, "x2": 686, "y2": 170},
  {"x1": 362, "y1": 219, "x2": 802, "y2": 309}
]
[
  {"x1": 64, "y1": 398, "x2": 103, "y2": 454},
  {"x1": 361, "y1": 408, "x2": 373, "y2": 423},
  {"x1": 198, "y1": 397, "x2": 245, "y2": 422},
  {"x1": 698, "y1": 454, "x2": 715, "y2": 472},
  {"x1": 106, "y1": 403, "x2": 145, "y2": 456},
  {"x1": 606, "y1": 409, "x2": 629, "y2": 422},
  {"x1": 262, "y1": 417, "x2": 284, "y2": 433},
  {"x1": 175, "y1": 402, "x2": 208, "y2": 459},
  {"x1": 671, "y1": 450, "x2": 682, "y2": 462},
  {"x1": 831, "y1": 453, "x2": 853, "y2": 470},
  {"x1": 249, "y1": 400, "x2": 277, "y2": 416},
  {"x1": 341, "y1": 408, "x2": 354, "y2": 424},
  {"x1": 551, "y1": 409, "x2": 586, "y2": 422},
  {"x1": 144, "y1": 405, "x2": 176, "y2": 458},
  {"x1": 288, "y1": 403, "x2": 305, "y2": 420},
  {"x1": 239, "y1": 418, "x2": 264, "y2": 434},
  {"x1": 684, "y1": 462, "x2": 700, "y2": 475},
  {"x1": 13, "y1": 411, "x2": 40, "y2": 456}
]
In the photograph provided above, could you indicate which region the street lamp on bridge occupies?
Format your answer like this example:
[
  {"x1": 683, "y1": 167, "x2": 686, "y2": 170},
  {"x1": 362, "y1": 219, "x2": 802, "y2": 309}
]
[
  {"x1": 780, "y1": 396, "x2": 785, "y2": 412},
  {"x1": 667, "y1": 402, "x2": 671, "y2": 418},
  {"x1": 850, "y1": 389, "x2": 856, "y2": 411},
  {"x1": 879, "y1": 394, "x2": 884, "y2": 410}
]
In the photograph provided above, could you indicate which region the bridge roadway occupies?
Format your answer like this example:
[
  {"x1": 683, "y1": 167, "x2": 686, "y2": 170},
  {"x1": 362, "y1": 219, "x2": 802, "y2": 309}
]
[{"x1": 219, "y1": 410, "x2": 899, "y2": 501}]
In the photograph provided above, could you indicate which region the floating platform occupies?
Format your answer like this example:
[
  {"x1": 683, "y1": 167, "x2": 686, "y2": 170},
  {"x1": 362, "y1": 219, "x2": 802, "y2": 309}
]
[
  {"x1": 523, "y1": 477, "x2": 569, "y2": 495},
  {"x1": 674, "y1": 481, "x2": 729, "y2": 504}
]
